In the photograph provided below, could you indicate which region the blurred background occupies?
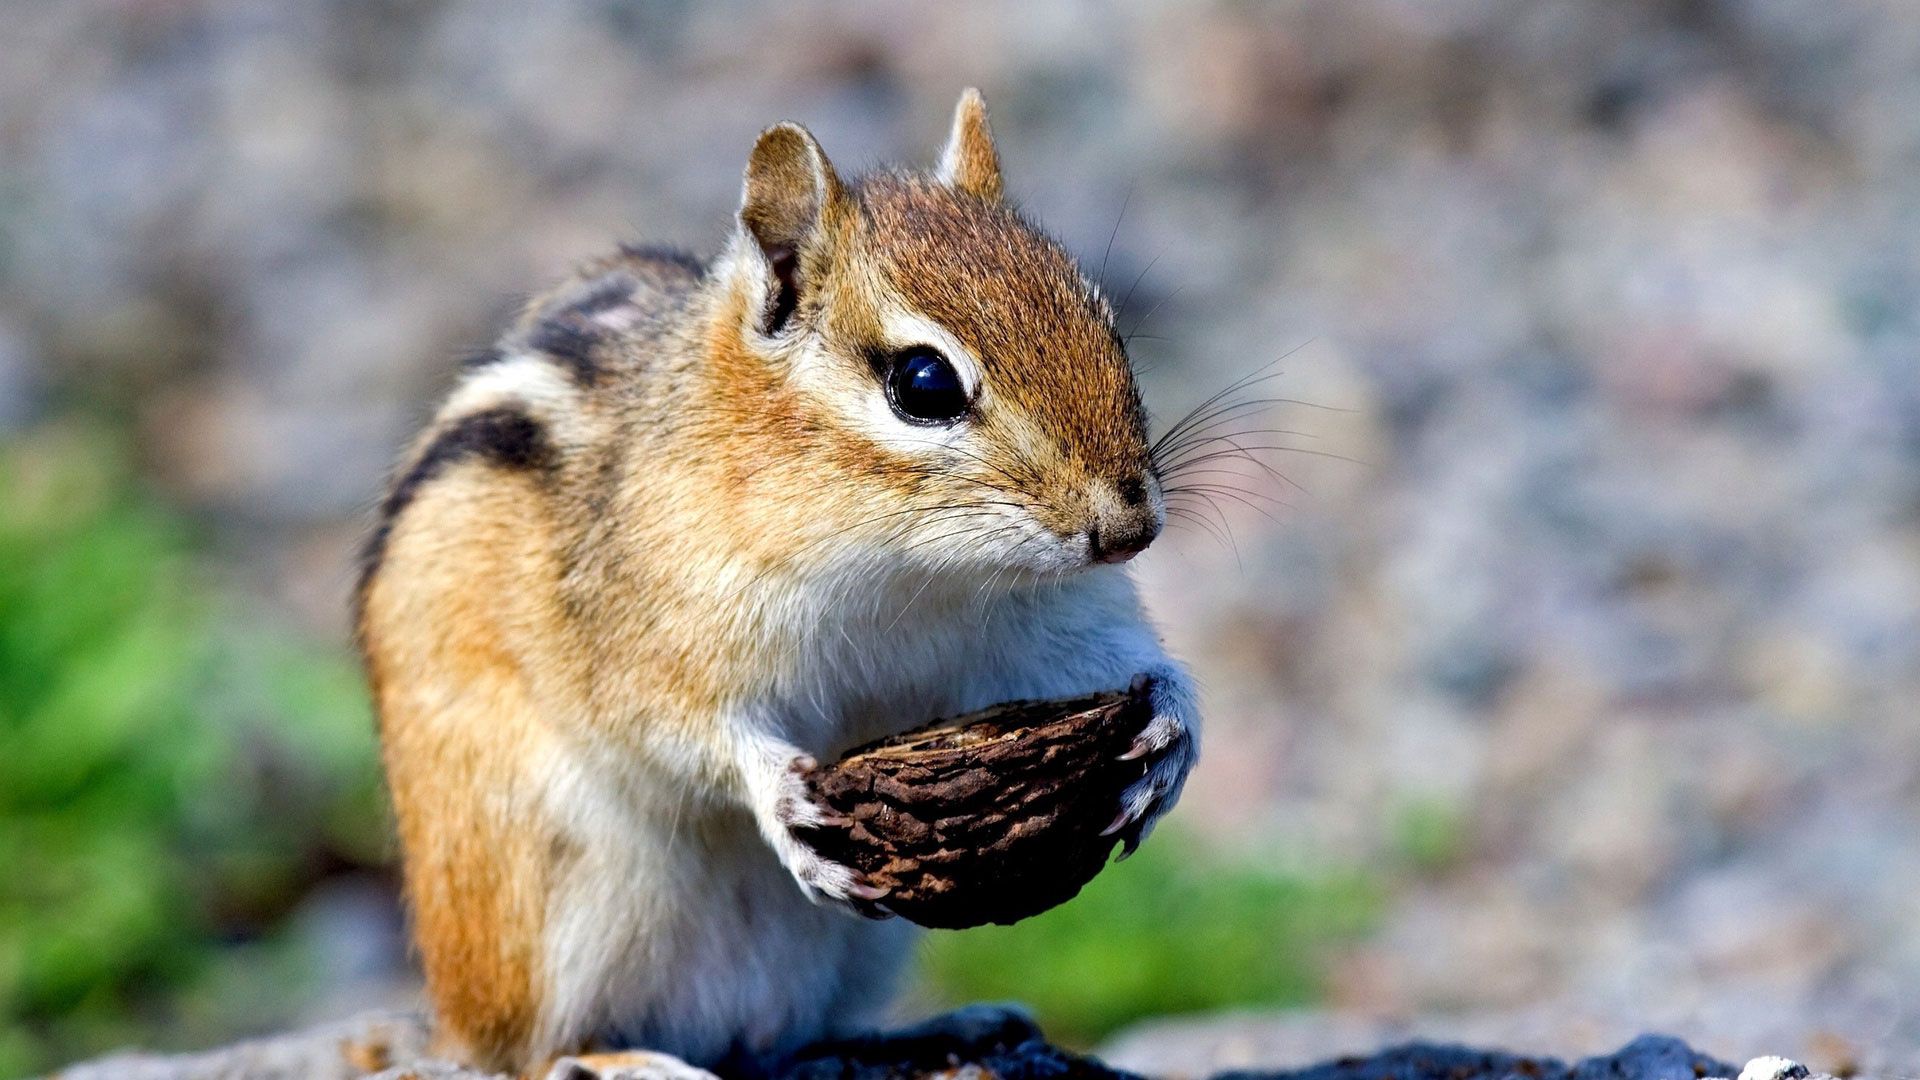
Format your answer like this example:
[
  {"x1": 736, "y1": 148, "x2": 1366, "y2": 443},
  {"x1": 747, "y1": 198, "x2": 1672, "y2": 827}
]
[{"x1": 5, "y1": 0, "x2": 1920, "y2": 1076}]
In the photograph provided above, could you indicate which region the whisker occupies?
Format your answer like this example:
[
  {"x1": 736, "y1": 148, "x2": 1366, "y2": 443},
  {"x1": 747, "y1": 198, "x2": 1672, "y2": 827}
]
[
  {"x1": 1164, "y1": 488, "x2": 1238, "y2": 546},
  {"x1": 1153, "y1": 397, "x2": 1321, "y2": 450},
  {"x1": 1161, "y1": 446, "x2": 1307, "y2": 497},
  {"x1": 1097, "y1": 183, "x2": 1134, "y2": 290},
  {"x1": 1113, "y1": 251, "x2": 1162, "y2": 329},
  {"x1": 1163, "y1": 482, "x2": 1290, "y2": 525},
  {"x1": 1160, "y1": 437, "x2": 1368, "y2": 484},
  {"x1": 1164, "y1": 505, "x2": 1234, "y2": 552},
  {"x1": 1146, "y1": 340, "x2": 1342, "y2": 470},
  {"x1": 1153, "y1": 414, "x2": 1320, "y2": 469},
  {"x1": 1160, "y1": 437, "x2": 1318, "y2": 492},
  {"x1": 1151, "y1": 394, "x2": 1327, "y2": 462},
  {"x1": 1159, "y1": 465, "x2": 1297, "y2": 495},
  {"x1": 1151, "y1": 370, "x2": 1289, "y2": 457},
  {"x1": 1124, "y1": 283, "x2": 1186, "y2": 343}
]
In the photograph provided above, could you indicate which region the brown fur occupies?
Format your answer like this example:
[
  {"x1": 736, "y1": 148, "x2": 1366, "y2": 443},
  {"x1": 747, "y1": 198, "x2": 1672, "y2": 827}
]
[
  {"x1": 358, "y1": 91, "x2": 1163, "y2": 1074},
  {"x1": 365, "y1": 469, "x2": 567, "y2": 1069}
]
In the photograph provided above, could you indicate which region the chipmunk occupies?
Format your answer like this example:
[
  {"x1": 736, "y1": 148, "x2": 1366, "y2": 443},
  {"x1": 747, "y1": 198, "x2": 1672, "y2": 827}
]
[{"x1": 355, "y1": 89, "x2": 1199, "y2": 1079}]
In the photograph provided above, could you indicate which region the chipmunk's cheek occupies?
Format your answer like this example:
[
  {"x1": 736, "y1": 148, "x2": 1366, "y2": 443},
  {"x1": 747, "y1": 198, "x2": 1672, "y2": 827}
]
[
  {"x1": 1044, "y1": 532, "x2": 1104, "y2": 575},
  {"x1": 985, "y1": 518, "x2": 1083, "y2": 577}
]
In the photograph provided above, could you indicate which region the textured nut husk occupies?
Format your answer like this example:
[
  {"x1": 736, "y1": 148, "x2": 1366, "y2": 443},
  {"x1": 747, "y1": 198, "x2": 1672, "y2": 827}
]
[{"x1": 798, "y1": 683, "x2": 1154, "y2": 929}]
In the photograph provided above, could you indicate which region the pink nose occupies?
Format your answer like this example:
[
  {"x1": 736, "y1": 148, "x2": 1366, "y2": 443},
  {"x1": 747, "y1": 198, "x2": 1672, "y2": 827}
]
[{"x1": 1089, "y1": 518, "x2": 1158, "y2": 563}]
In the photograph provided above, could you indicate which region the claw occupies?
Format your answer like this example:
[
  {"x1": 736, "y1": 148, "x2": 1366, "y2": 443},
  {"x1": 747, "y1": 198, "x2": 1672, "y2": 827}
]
[
  {"x1": 1118, "y1": 735, "x2": 1154, "y2": 761},
  {"x1": 1115, "y1": 798, "x2": 1161, "y2": 860},
  {"x1": 855, "y1": 899, "x2": 900, "y2": 922},
  {"x1": 1101, "y1": 808, "x2": 1132, "y2": 836},
  {"x1": 847, "y1": 877, "x2": 891, "y2": 902}
]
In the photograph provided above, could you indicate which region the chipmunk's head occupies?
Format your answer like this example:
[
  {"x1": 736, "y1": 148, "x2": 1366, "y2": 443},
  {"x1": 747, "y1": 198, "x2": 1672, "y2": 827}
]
[{"x1": 717, "y1": 89, "x2": 1161, "y2": 580}]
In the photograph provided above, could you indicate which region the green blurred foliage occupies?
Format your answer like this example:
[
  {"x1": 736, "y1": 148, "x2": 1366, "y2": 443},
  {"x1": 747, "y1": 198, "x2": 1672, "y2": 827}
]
[
  {"x1": 1387, "y1": 795, "x2": 1472, "y2": 877},
  {"x1": 919, "y1": 834, "x2": 1381, "y2": 1047},
  {"x1": 0, "y1": 425, "x2": 384, "y2": 1076}
]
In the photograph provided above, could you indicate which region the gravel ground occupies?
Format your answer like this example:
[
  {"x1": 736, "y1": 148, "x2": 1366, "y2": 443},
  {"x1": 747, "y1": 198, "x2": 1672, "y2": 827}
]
[{"x1": 5, "y1": 0, "x2": 1918, "y2": 1065}]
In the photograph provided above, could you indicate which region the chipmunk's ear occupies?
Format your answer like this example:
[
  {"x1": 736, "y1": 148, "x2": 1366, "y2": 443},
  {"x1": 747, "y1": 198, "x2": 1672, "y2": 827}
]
[
  {"x1": 740, "y1": 122, "x2": 848, "y2": 334},
  {"x1": 936, "y1": 88, "x2": 1003, "y2": 201}
]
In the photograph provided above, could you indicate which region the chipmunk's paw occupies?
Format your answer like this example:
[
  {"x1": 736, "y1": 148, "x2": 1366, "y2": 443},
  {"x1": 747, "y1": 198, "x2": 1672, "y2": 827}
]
[
  {"x1": 546, "y1": 1050, "x2": 719, "y2": 1080},
  {"x1": 1104, "y1": 671, "x2": 1199, "y2": 856},
  {"x1": 764, "y1": 754, "x2": 892, "y2": 916}
]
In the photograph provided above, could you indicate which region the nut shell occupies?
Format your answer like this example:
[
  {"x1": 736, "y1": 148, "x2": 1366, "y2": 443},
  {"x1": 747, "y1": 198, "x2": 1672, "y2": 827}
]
[{"x1": 798, "y1": 683, "x2": 1154, "y2": 929}]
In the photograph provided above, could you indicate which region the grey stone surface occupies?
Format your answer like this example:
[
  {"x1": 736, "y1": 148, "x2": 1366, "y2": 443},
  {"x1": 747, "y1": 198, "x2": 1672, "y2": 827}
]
[
  {"x1": 1100, "y1": 994, "x2": 1913, "y2": 1080},
  {"x1": 51, "y1": 1012, "x2": 435, "y2": 1080},
  {"x1": 49, "y1": 1010, "x2": 1783, "y2": 1080}
]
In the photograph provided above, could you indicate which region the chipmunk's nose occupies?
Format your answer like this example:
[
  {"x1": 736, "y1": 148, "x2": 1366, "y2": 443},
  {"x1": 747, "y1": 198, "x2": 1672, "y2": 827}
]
[{"x1": 1088, "y1": 477, "x2": 1161, "y2": 564}]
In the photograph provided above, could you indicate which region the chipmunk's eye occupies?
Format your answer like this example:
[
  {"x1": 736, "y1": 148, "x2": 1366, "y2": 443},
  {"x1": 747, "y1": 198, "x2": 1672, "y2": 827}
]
[{"x1": 885, "y1": 348, "x2": 970, "y2": 424}]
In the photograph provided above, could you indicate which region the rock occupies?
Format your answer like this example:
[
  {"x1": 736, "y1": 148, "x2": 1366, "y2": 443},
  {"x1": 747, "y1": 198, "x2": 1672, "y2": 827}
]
[
  {"x1": 1735, "y1": 1058, "x2": 1813, "y2": 1080},
  {"x1": 800, "y1": 683, "x2": 1156, "y2": 929},
  {"x1": 49, "y1": 1011, "x2": 434, "y2": 1080},
  {"x1": 48, "y1": 1011, "x2": 1777, "y2": 1080},
  {"x1": 754, "y1": 1003, "x2": 1114, "y2": 1080},
  {"x1": 1216, "y1": 1035, "x2": 1735, "y2": 1080},
  {"x1": 1097, "y1": 993, "x2": 1909, "y2": 1078}
]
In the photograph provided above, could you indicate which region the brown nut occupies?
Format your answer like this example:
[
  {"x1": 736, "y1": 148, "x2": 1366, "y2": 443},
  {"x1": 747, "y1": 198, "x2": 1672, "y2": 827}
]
[{"x1": 797, "y1": 682, "x2": 1155, "y2": 929}]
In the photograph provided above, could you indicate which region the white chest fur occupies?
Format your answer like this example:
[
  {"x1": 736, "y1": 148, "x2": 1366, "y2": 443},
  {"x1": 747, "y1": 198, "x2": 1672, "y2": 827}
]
[
  {"x1": 535, "y1": 747, "x2": 918, "y2": 1066},
  {"x1": 535, "y1": 568, "x2": 1159, "y2": 1065}
]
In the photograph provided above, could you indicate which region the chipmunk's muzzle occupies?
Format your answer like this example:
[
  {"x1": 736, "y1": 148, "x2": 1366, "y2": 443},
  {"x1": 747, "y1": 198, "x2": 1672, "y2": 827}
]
[{"x1": 1086, "y1": 476, "x2": 1162, "y2": 564}]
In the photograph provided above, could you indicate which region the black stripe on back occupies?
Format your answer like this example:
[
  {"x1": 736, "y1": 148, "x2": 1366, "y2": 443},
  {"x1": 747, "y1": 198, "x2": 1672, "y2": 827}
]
[
  {"x1": 521, "y1": 270, "x2": 642, "y2": 386},
  {"x1": 563, "y1": 272, "x2": 638, "y2": 318},
  {"x1": 617, "y1": 243, "x2": 707, "y2": 277},
  {"x1": 528, "y1": 317, "x2": 602, "y2": 384},
  {"x1": 354, "y1": 407, "x2": 556, "y2": 624}
]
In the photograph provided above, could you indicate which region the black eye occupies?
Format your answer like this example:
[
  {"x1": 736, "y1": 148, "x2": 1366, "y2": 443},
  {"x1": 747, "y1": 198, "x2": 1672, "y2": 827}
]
[{"x1": 885, "y1": 348, "x2": 970, "y2": 424}]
